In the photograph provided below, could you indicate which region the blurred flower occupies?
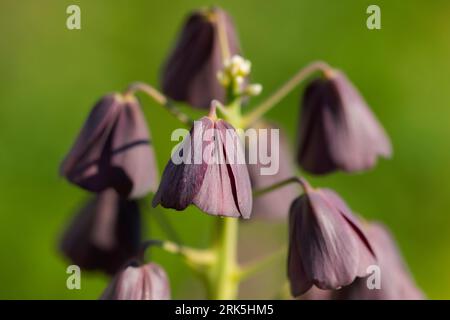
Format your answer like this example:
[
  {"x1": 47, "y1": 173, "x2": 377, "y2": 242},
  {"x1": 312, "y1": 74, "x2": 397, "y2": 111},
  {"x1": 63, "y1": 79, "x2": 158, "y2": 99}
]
[
  {"x1": 297, "y1": 70, "x2": 392, "y2": 174},
  {"x1": 152, "y1": 111, "x2": 252, "y2": 218},
  {"x1": 288, "y1": 179, "x2": 376, "y2": 296},
  {"x1": 247, "y1": 122, "x2": 298, "y2": 219},
  {"x1": 101, "y1": 262, "x2": 170, "y2": 300},
  {"x1": 60, "y1": 93, "x2": 158, "y2": 199},
  {"x1": 60, "y1": 189, "x2": 141, "y2": 275},
  {"x1": 161, "y1": 7, "x2": 241, "y2": 108},
  {"x1": 332, "y1": 222, "x2": 424, "y2": 300}
]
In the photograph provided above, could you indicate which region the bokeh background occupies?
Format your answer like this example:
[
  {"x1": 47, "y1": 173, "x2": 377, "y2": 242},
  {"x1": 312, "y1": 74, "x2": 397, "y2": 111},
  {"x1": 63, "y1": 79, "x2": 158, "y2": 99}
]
[{"x1": 1, "y1": 0, "x2": 449, "y2": 299}]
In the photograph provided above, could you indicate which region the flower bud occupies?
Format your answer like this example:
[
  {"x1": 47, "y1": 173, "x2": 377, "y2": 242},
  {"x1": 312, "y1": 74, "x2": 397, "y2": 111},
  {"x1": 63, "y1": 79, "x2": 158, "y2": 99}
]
[
  {"x1": 297, "y1": 70, "x2": 392, "y2": 174},
  {"x1": 60, "y1": 94, "x2": 158, "y2": 199},
  {"x1": 152, "y1": 111, "x2": 252, "y2": 218},
  {"x1": 161, "y1": 7, "x2": 241, "y2": 108},
  {"x1": 101, "y1": 262, "x2": 170, "y2": 300},
  {"x1": 288, "y1": 179, "x2": 376, "y2": 296},
  {"x1": 60, "y1": 189, "x2": 141, "y2": 275}
]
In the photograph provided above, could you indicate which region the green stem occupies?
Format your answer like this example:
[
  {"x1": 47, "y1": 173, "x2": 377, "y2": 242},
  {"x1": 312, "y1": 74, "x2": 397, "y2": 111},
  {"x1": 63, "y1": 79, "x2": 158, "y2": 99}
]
[
  {"x1": 253, "y1": 176, "x2": 303, "y2": 198},
  {"x1": 242, "y1": 61, "x2": 332, "y2": 127},
  {"x1": 207, "y1": 217, "x2": 240, "y2": 299},
  {"x1": 125, "y1": 82, "x2": 193, "y2": 126}
]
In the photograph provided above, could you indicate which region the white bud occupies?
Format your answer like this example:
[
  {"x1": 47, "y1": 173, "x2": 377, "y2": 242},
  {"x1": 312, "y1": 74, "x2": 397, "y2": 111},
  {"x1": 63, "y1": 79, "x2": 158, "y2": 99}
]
[{"x1": 246, "y1": 83, "x2": 263, "y2": 96}]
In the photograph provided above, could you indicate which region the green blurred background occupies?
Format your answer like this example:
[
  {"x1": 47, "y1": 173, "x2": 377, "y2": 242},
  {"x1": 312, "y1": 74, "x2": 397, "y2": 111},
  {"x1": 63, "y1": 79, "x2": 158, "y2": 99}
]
[{"x1": 1, "y1": 0, "x2": 449, "y2": 299}]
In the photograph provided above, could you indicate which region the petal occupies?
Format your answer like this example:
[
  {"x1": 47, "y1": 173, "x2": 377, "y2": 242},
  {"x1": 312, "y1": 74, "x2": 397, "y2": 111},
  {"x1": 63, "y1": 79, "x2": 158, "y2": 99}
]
[
  {"x1": 297, "y1": 191, "x2": 360, "y2": 290},
  {"x1": 101, "y1": 263, "x2": 171, "y2": 300},
  {"x1": 297, "y1": 79, "x2": 338, "y2": 174},
  {"x1": 60, "y1": 94, "x2": 121, "y2": 191},
  {"x1": 60, "y1": 189, "x2": 141, "y2": 275},
  {"x1": 192, "y1": 120, "x2": 252, "y2": 218},
  {"x1": 152, "y1": 117, "x2": 213, "y2": 210},
  {"x1": 288, "y1": 198, "x2": 314, "y2": 296},
  {"x1": 111, "y1": 98, "x2": 158, "y2": 198},
  {"x1": 326, "y1": 71, "x2": 392, "y2": 172}
]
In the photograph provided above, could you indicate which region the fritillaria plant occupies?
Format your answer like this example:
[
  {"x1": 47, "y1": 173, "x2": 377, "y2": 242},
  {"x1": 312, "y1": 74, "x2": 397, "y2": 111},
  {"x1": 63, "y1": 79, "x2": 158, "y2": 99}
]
[{"x1": 59, "y1": 7, "x2": 422, "y2": 300}]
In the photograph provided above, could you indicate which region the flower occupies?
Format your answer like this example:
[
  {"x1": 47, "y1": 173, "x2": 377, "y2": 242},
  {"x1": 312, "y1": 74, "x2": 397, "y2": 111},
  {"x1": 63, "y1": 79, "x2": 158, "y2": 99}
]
[
  {"x1": 161, "y1": 7, "x2": 241, "y2": 108},
  {"x1": 288, "y1": 178, "x2": 376, "y2": 296},
  {"x1": 101, "y1": 262, "x2": 170, "y2": 300},
  {"x1": 152, "y1": 109, "x2": 252, "y2": 218},
  {"x1": 60, "y1": 93, "x2": 158, "y2": 199},
  {"x1": 297, "y1": 70, "x2": 392, "y2": 174},
  {"x1": 60, "y1": 189, "x2": 141, "y2": 275},
  {"x1": 333, "y1": 222, "x2": 424, "y2": 300},
  {"x1": 247, "y1": 122, "x2": 298, "y2": 219}
]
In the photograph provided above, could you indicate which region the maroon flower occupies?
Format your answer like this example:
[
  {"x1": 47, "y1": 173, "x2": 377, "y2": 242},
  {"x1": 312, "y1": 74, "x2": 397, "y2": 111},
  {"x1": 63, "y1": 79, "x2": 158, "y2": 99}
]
[
  {"x1": 333, "y1": 222, "x2": 424, "y2": 300},
  {"x1": 60, "y1": 189, "x2": 141, "y2": 275},
  {"x1": 101, "y1": 262, "x2": 170, "y2": 300},
  {"x1": 152, "y1": 113, "x2": 252, "y2": 218},
  {"x1": 161, "y1": 7, "x2": 241, "y2": 108},
  {"x1": 297, "y1": 70, "x2": 392, "y2": 174},
  {"x1": 288, "y1": 179, "x2": 376, "y2": 296},
  {"x1": 60, "y1": 93, "x2": 158, "y2": 199},
  {"x1": 247, "y1": 122, "x2": 298, "y2": 219}
]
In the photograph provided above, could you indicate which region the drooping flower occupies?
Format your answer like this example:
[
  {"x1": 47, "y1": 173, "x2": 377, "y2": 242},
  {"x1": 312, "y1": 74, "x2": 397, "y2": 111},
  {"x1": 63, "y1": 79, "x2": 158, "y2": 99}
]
[
  {"x1": 152, "y1": 108, "x2": 252, "y2": 218},
  {"x1": 288, "y1": 178, "x2": 376, "y2": 296},
  {"x1": 101, "y1": 262, "x2": 170, "y2": 300},
  {"x1": 161, "y1": 7, "x2": 241, "y2": 108},
  {"x1": 60, "y1": 93, "x2": 158, "y2": 199},
  {"x1": 297, "y1": 70, "x2": 392, "y2": 174},
  {"x1": 60, "y1": 189, "x2": 141, "y2": 275},
  {"x1": 247, "y1": 122, "x2": 298, "y2": 219},
  {"x1": 333, "y1": 222, "x2": 424, "y2": 300}
]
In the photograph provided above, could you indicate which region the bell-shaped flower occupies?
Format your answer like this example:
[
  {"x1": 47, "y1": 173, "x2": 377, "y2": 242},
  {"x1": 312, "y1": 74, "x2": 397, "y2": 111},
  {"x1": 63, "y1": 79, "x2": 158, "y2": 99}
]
[
  {"x1": 288, "y1": 179, "x2": 376, "y2": 296},
  {"x1": 153, "y1": 109, "x2": 252, "y2": 218},
  {"x1": 101, "y1": 262, "x2": 170, "y2": 300},
  {"x1": 297, "y1": 70, "x2": 392, "y2": 174},
  {"x1": 60, "y1": 189, "x2": 141, "y2": 275},
  {"x1": 60, "y1": 93, "x2": 158, "y2": 199},
  {"x1": 161, "y1": 7, "x2": 241, "y2": 108}
]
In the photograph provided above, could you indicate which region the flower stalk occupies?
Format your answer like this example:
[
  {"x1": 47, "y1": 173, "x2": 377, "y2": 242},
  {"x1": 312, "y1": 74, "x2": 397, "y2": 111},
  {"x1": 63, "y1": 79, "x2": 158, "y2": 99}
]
[
  {"x1": 125, "y1": 82, "x2": 193, "y2": 126},
  {"x1": 242, "y1": 60, "x2": 332, "y2": 127}
]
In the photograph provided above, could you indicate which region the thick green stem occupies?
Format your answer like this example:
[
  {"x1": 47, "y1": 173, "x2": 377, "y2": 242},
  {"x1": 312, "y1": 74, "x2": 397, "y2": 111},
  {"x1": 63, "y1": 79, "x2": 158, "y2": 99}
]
[{"x1": 208, "y1": 217, "x2": 240, "y2": 299}]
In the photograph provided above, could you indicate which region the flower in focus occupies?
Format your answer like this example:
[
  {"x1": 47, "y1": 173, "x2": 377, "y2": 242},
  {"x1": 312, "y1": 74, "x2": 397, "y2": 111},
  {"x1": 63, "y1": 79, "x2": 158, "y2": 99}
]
[
  {"x1": 161, "y1": 7, "x2": 241, "y2": 108},
  {"x1": 60, "y1": 189, "x2": 141, "y2": 275},
  {"x1": 101, "y1": 262, "x2": 170, "y2": 300},
  {"x1": 288, "y1": 178, "x2": 376, "y2": 296},
  {"x1": 60, "y1": 93, "x2": 158, "y2": 199},
  {"x1": 297, "y1": 70, "x2": 392, "y2": 174},
  {"x1": 247, "y1": 122, "x2": 298, "y2": 219},
  {"x1": 332, "y1": 222, "x2": 424, "y2": 300},
  {"x1": 152, "y1": 107, "x2": 252, "y2": 218}
]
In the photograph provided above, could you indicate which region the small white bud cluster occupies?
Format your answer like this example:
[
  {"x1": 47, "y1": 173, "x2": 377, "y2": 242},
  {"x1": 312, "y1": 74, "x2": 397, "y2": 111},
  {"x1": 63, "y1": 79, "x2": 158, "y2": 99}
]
[{"x1": 217, "y1": 55, "x2": 262, "y2": 97}]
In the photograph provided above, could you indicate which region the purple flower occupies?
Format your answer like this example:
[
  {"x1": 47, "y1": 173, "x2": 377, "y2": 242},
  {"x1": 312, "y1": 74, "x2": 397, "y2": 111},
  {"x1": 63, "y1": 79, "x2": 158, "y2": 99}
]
[
  {"x1": 297, "y1": 70, "x2": 392, "y2": 174},
  {"x1": 60, "y1": 189, "x2": 141, "y2": 275},
  {"x1": 247, "y1": 122, "x2": 298, "y2": 219},
  {"x1": 333, "y1": 222, "x2": 424, "y2": 300},
  {"x1": 60, "y1": 94, "x2": 158, "y2": 199},
  {"x1": 101, "y1": 262, "x2": 170, "y2": 300},
  {"x1": 161, "y1": 7, "x2": 241, "y2": 108},
  {"x1": 288, "y1": 179, "x2": 376, "y2": 296},
  {"x1": 152, "y1": 115, "x2": 252, "y2": 218}
]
